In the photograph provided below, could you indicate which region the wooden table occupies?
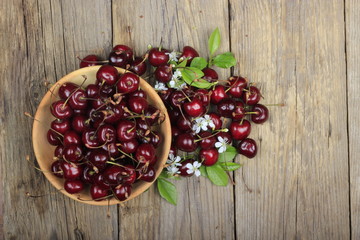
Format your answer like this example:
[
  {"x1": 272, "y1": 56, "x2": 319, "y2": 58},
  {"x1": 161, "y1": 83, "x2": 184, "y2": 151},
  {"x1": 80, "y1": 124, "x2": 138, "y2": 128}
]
[{"x1": 1, "y1": 0, "x2": 359, "y2": 239}]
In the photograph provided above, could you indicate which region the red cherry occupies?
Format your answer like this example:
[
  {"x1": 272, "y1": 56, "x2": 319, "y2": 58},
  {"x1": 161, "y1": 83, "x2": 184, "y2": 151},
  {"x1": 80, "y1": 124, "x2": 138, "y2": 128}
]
[
  {"x1": 47, "y1": 129, "x2": 62, "y2": 145},
  {"x1": 238, "y1": 138, "x2": 257, "y2": 158},
  {"x1": 171, "y1": 126, "x2": 181, "y2": 139},
  {"x1": 118, "y1": 165, "x2": 136, "y2": 185},
  {"x1": 216, "y1": 132, "x2": 232, "y2": 145},
  {"x1": 54, "y1": 145, "x2": 64, "y2": 158},
  {"x1": 103, "y1": 104, "x2": 123, "y2": 124},
  {"x1": 103, "y1": 165, "x2": 123, "y2": 185},
  {"x1": 128, "y1": 96, "x2": 149, "y2": 114},
  {"x1": 51, "y1": 160, "x2": 63, "y2": 178},
  {"x1": 148, "y1": 48, "x2": 169, "y2": 67},
  {"x1": 129, "y1": 89, "x2": 147, "y2": 99},
  {"x1": 227, "y1": 76, "x2": 247, "y2": 98},
  {"x1": 99, "y1": 84, "x2": 116, "y2": 98},
  {"x1": 63, "y1": 131, "x2": 81, "y2": 147},
  {"x1": 112, "y1": 44, "x2": 133, "y2": 59},
  {"x1": 93, "y1": 173, "x2": 111, "y2": 190},
  {"x1": 175, "y1": 133, "x2": 198, "y2": 152},
  {"x1": 135, "y1": 143, "x2": 155, "y2": 164},
  {"x1": 82, "y1": 166, "x2": 96, "y2": 184},
  {"x1": 64, "y1": 180, "x2": 84, "y2": 194},
  {"x1": 97, "y1": 124, "x2": 116, "y2": 144},
  {"x1": 90, "y1": 184, "x2": 110, "y2": 201},
  {"x1": 71, "y1": 115, "x2": 90, "y2": 133},
  {"x1": 68, "y1": 89, "x2": 88, "y2": 110},
  {"x1": 63, "y1": 145, "x2": 83, "y2": 162},
  {"x1": 198, "y1": 131, "x2": 216, "y2": 149},
  {"x1": 96, "y1": 65, "x2": 119, "y2": 86},
  {"x1": 88, "y1": 149, "x2": 109, "y2": 171},
  {"x1": 51, "y1": 100, "x2": 73, "y2": 119},
  {"x1": 194, "y1": 89, "x2": 211, "y2": 106},
  {"x1": 116, "y1": 120, "x2": 136, "y2": 141},
  {"x1": 210, "y1": 85, "x2": 228, "y2": 104},
  {"x1": 119, "y1": 139, "x2": 139, "y2": 154},
  {"x1": 176, "y1": 117, "x2": 192, "y2": 131},
  {"x1": 169, "y1": 145, "x2": 177, "y2": 156},
  {"x1": 105, "y1": 142, "x2": 122, "y2": 159},
  {"x1": 58, "y1": 83, "x2": 78, "y2": 100},
  {"x1": 251, "y1": 104, "x2": 269, "y2": 124},
  {"x1": 85, "y1": 84, "x2": 100, "y2": 98},
  {"x1": 138, "y1": 166, "x2": 156, "y2": 182},
  {"x1": 117, "y1": 72, "x2": 140, "y2": 93},
  {"x1": 169, "y1": 91, "x2": 186, "y2": 108},
  {"x1": 80, "y1": 55, "x2": 101, "y2": 68},
  {"x1": 109, "y1": 51, "x2": 128, "y2": 68},
  {"x1": 179, "y1": 159, "x2": 195, "y2": 177},
  {"x1": 242, "y1": 86, "x2": 261, "y2": 105},
  {"x1": 82, "y1": 129, "x2": 100, "y2": 148},
  {"x1": 180, "y1": 46, "x2": 199, "y2": 63},
  {"x1": 113, "y1": 185, "x2": 132, "y2": 201},
  {"x1": 51, "y1": 119, "x2": 71, "y2": 135},
  {"x1": 202, "y1": 68, "x2": 218, "y2": 82},
  {"x1": 232, "y1": 101, "x2": 245, "y2": 121},
  {"x1": 60, "y1": 162, "x2": 83, "y2": 180},
  {"x1": 159, "y1": 88, "x2": 174, "y2": 103},
  {"x1": 217, "y1": 98, "x2": 236, "y2": 118},
  {"x1": 199, "y1": 148, "x2": 219, "y2": 166},
  {"x1": 154, "y1": 65, "x2": 172, "y2": 83},
  {"x1": 183, "y1": 98, "x2": 204, "y2": 117},
  {"x1": 230, "y1": 120, "x2": 251, "y2": 141},
  {"x1": 208, "y1": 113, "x2": 222, "y2": 130},
  {"x1": 129, "y1": 57, "x2": 147, "y2": 76}
]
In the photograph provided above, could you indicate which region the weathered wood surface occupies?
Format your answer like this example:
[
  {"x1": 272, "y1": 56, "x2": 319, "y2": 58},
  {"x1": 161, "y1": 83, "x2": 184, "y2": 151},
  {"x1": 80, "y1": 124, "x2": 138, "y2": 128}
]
[{"x1": 0, "y1": 0, "x2": 359, "y2": 239}]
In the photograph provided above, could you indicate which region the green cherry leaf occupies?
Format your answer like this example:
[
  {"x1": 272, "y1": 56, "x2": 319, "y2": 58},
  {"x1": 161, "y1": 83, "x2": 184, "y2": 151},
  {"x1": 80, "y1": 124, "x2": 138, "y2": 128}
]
[
  {"x1": 220, "y1": 162, "x2": 243, "y2": 171},
  {"x1": 212, "y1": 52, "x2": 236, "y2": 68},
  {"x1": 208, "y1": 27, "x2": 221, "y2": 56},
  {"x1": 206, "y1": 163, "x2": 228, "y2": 186},
  {"x1": 199, "y1": 165, "x2": 208, "y2": 177},
  {"x1": 157, "y1": 178, "x2": 177, "y2": 205},
  {"x1": 176, "y1": 59, "x2": 188, "y2": 68},
  {"x1": 190, "y1": 57, "x2": 208, "y2": 70},
  {"x1": 218, "y1": 145, "x2": 237, "y2": 163}
]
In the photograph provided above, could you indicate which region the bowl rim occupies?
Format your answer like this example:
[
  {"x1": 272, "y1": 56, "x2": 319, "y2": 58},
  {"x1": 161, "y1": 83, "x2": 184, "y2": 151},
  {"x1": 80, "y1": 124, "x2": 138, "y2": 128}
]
[{"x1": 32, "y1": 66, "x2": 171, "y2": 206}]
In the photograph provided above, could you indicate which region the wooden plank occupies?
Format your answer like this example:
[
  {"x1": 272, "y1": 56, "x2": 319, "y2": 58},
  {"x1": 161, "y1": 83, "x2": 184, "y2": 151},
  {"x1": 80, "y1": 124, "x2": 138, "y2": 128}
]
[
  {"x1": 112, "y1": 0, "x2": 235, "y2": 239},
  {"x1": 1, "y1": 0, "x2": 117, "y2": 239},
  {"x1": 346, "y1": 0, "x2": 360, "y2": 239},
  {"x1": 230, "y1": 0, "x2": 349, "y2": 239}
]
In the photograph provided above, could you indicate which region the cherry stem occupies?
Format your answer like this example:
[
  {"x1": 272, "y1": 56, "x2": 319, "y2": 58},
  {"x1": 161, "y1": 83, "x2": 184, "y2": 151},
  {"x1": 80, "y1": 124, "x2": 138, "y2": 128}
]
[
  {"x1": 62, "y1": 75, "x2": 88, "y2": 108},
  {"x1": 194, "y1": 129, "x2": 227, "y2": 142},
  {"x1": 116, "y1": 147, "x2": 136, "y2": 161},
  {"x1": 245, "y1": 111, "x2": 259, "y2": 115},
  {"x1": 106, "y1": 161, "x2": 134, "y2": 171},
  {"x1": 263, "y1": 103, "x2": 285, "y2": 107}
]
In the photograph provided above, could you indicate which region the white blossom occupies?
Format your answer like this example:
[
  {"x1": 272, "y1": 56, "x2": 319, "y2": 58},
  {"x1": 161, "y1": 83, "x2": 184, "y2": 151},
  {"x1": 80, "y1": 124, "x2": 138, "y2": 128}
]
[
  {"x1": 154, "y1": 81, "x2": 168, "y2": 91},
  {"x1": 215, "y1": 136, "x2": 227, "y2": 153},
  {"x1": 167, "y1": 165, "x2": 180, "y2": 175},
  {"x1": 167, "y1": 153, "x2": 182, "y2": 166},
  {"x1": 165, "y1": 50, "x2": 180, "y2": 62},
  {"x1": 186, "y1": 161, "x2": 202, "y2": 177},
  {"x1": 192, "y1": 117, "x2": 208, "y2": 133},
  {"x1": 203, "y1": 114, "x2": 215, "y2": 129},
  {"x1": 172, "y1": 69, "x2": 182, "y2": 80}
]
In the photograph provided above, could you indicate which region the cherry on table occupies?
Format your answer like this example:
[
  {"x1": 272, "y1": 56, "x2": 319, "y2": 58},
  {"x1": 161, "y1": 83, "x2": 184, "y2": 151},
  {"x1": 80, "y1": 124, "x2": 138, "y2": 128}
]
[
  {"x1": 230, "y1": 119, "x2": 251, "y2": 141},
  {"x1": 80, "y1": 55, "x2": 101, "y2": 68},
  {"x1": 198, "y1": 131, "x2": 216, "y2": 149},
  {"x1": 199, "y1": 148, "x2": 219, "y2": 166},
  {"x1": 238, "y1": 138, "x2": 257, "y2": 158},
  {"x1": 175, "y1": 133, "x2": 198, "y2": 152},
  {"x1": 227, "y1": 76, "x2": 247, "y2": 98},
  {"x1": 148, "y1": 48, "x2": 169, "y2": 67},
  {"x1": 129, "y1": 57, "x2": 147, "y2": 76},
  {"x1": 217, "y1": 98, "x2": 236, "y2": 118},
  {"x1": 194, "y1": 89, "x2": 211, "y2": 106},
  {"x1": 202, "y1": 68, "x2": 218, "y2": 83},
  {"x1": 112, "y1": 44, "x2": 133, "y2": 59},
  {"x1": 109, "y1": 51, "x2": 128, "y2": 68},
  {"x1": 232, "y1": 101, "x2": 245, "y2": 121},
  {"x1": 251, "y1": 104, "x2": 269, "y2": 124},
  {"x1": 154, "y1": 64, "x2": 172, "y2": 83},
  {"x1": 210, "y1": 85, "x2": 228, "y2": 104},
  {"x1": 242, "y1": 86, "x2": 261, "y2": 105},
  {"x1": 183, "y1": 98, "x2": 204, "y2": 117},
  {"x1": 208, "y1": 113, "x2": 222, "y2": 130},
  {"x1": 180, "y1": 46, "x2": 199, "y2": 64},
  {"x1": 176, "y1": 117, "x2": 192, "y2": 131},
  {"x1": 179, "y1": 159, "x2": 195, "y2": 177},
  {"x1": 85, "y1": 84, "x2": 100, "y2": 98}
]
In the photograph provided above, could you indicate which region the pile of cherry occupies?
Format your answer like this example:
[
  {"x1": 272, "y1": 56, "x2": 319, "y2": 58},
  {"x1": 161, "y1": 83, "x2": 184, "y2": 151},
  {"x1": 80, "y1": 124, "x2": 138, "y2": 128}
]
[{"x1": 48, "y1": 60, "x2": 164, "y2": 201}]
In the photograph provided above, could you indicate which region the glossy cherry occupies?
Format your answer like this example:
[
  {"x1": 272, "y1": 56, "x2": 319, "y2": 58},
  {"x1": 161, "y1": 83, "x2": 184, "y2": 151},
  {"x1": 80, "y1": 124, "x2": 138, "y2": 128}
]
[
  {"x1": 103, "y1": 165, "x2": 123, "y2": 185},
  {"x1": 128, "y1": 96, "x2": 148, "y2": 114},
  {"x1": 135, "y1": 143, "x2": 155, "y2": 164},
  {"x1": 63, "y1": 131, "x2": 81, "y2": 147},
  {"x1": 175, "y1": 133, "x2": 198, "y2": 152},
  {"x1": 232, "y1": 101, "x2": 245, "y2": 121},
  {"x1": 82, "y1": 129, "x2": 100, "y2": 148},
  {"x1": 117, "y1": 72, "x2": 140, "y2": 93},
  {"x1": 63, "y1": 145, "x2": 83, "y2": 162},
  {"x1": 90, "y1": 184, "x2": 110, "y2": 201},
  {"x1": 51, "y1": 160, "x2": 63, "y2": 178},
  {"x1": 217, "y1": 98, "x2": 236, "y2": 118},
  {"x1": 68, "y1": 89, "x2": 88, "y2": 110},
  {"x1": 51, "y1": 100, "x2": 73, "y2": 119},
  {"x1": 230, "y1": 119, "x2": 251, "y2": 141},
  {"x1": 154, "y1": 65, "x2": 172, "y2": 83},
  {"x1": 194, "y1": 89, "x2": 211, "y2": 106},
  {"x1": 138, "y1": 166, "x2": 156, "y2": 182},
  {"x1": 227, "y1": 76, "x2": 247, "y2": 98},
  {"x1": 96, "y1": 65, "x2": 119, "y2": 86},
  {"x1": 112, "y1": 44, "x2": 133, "y2": 59},
  {"x1": 129, "y1": 89, "x2": 147, "y2": 99},
  {"x1": 242, "y1": 86, "x2": 261, "y2": 105},
  {"x1": 47, "y1": 129, "x2": 62, "y2": 145},
  {"x1": 129, "y1": 57, "x2": 147, "y2": 76},
  {"x1": 60, "y1": 162, "x2": 83, "y2": 180},
  {"x1": 208, "y1": 113, "x2": 222, "y2": 130},
  {"x1": 64, "y1": 180, "x2": 84, "y2": 194},
  {"x1": 54, "y1": 145, "x2": 64, "y2": 158},
  {"x1": 199, "y1": 148, "x2": 219, "y2": 166},
  {"x1": 169, "y1": 91, "x2": 186, "y2": 108},
  {"x1": 58, "y1": 83, "x2": 78, "y2": 100},
  {"x1": 71, "y1": 115, "x2": 90, "y2": 133},
  {"x1": 108, "y1": 51, "x2": 128, "y2": 68},
  {"x1": 88, "y1": 149, "x2": 109, "y2": 171},
  {"x1": 180, "y1": 46, "x2": 199, "y2": 63},
  {"x1": 183, "y1": 98, "x2": 204, "y2": 117},
  {"x1": 119, "y1": 139, "x2": 139, "y2": 154},
  {"x1": 113, "y1": 185, "x2": 132, "y2": 201},
  {"x1": 116, "y1": 120, "x2": 136, "y2": 141},
  {"x1": 176, "y1": 117, "x2": 192, "y2": 131},
  {"x1": 198, "y1": 131, "x2": 216, "y2": 149},
  {"x1": 179, "y1": 159, "x2": 195, "y2": 177},
  {"x1": 238, "y1": 138, "x2": 257, "y2": 158},
  {"x1": 80, "y1": 55, "x2": 101, "y2": 68},
  {"x1": 51, "y1": 119, "x2": 71, "y2": 135},
  {"x1": 251, "y1": 104, "x2": 269, "y2": 124},
  {"x1": 202, "y1": 68, "x2": 218, "y2": 82},
  {"x1": 148, "y1": 48, "x2": 169, "y2": 67},
  {"x1": 97, "y1": 124, "x2": 116, "y2": 143},
  {"x1": 210, "y1": 85, "x2": 228, "y2": 104}
]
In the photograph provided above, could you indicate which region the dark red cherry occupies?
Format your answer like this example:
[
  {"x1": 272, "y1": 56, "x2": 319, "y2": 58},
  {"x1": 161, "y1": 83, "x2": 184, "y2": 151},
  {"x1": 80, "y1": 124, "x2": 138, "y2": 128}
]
[
  {"x1": 51, "y1": 160, "x2": 63, "y2": 178},
  {"x1": 227, "y1": 76, "x2": 247, "y2": 98},
  {"x1": 103, "y1": 165, "x2": 123, "y2": 185},
  {"x1": 97, "y1": 124, "x2": 116, "y2": 144},
  {"x1": 242, "y1": 86, "x2": 261, "y2": 105},
  {"x1": 175, "y1": 133, "x2": 198, "y2": 152},
  {"x1": 199, "y1": 148, "x2": 219, "y2": 166},
  {"x1": 183, "y1": 98, "x2": 204, "y2": 117},
  {"x1": 198, "y1": 131, "x2": 216, "y2": 149},
  {"x1": 82, "y1": 129, "x2": 100, "y2": 148},
  {"x1": 96, "y1": 65, "x2": 119, "y2": 86},
  {"x1": 58, "y1": 83, "x2": 78, "y2": 100},
  {"x1": 63, "y1": 145, "x2": 83, "y2": 163},
  {"x1": 129, "y1": 57, "x2": 147, "y2": 76},
  {"x1": 210, "y1": 85, "x2": 228, "y2": 104},
  {"x1": 117, "y1": 72, "x2": 140, "y2": 93},
  {"x1": 80, "y1": 55, "x2": 101, "y2": 68},
  {"x1": 82, "y1": 166, "x2": 96, "y2": 184},
  {"x1": 51, "y1": 119, "x2": 71, "y2": 135},
  {"x1": 73, "y1": 109, "x2": 87, "y2": 115},
  {"x1": 91, "y1": 97, "x2": 106, "y2": 111},
  {"x1": 176, "y1": 117, "x2": 192, "y2": 131},
  {"x1": 180, "y1": 46, "x2": 199, "y2": 63},
  {"x1": 232, "y1": 101, "x2": 245, "y2": 121},
  {"x1": 202, "y1": 68, "x2": 218, "y2": 82},
  {"x1": 147, "y1": 131, "x2": 162, "y2": 148},
  {"x1": 159, "y1": 89, "x2": 174, "y2": 103},
  {"x1": 51, "y1": 100, "x2": 73, "y2": 119},
  {"x1": 128, "y1": 96, "x2": 148, "y2": 114},
  {"x1": 171, "y1": 126, "x2": 181, "y2": 139},
  {"x1": 88, "y1": 111, "x2": 105, "y2": 129},
  {"x1": 47, "y1": 129, "x2": 62, "y2": 145},
  {"x1": 148, "y1": 48, "x2": 169, "y2": 67},
  {"x1": 105, "y1": 142, "x2": 121, "y2": 159},
  {"x1": 90, "y1": 184, "x2": 110, "y2": 201},
  {"x1": 109, "y1": 51, "x2": 128, "y2": 68},
  {"x1": 116, "y1": 120, "x2": 136, "y2": 141},
  {"x1": 138, "y1": 166, "x2": 156, "y2": 182},
  {"x1": 64, "y1": 180, "x2": 84, "y2": 194},
  {"x1": 135, "y1": 119, "x2": 150, "y2": 138},
  {"x1": 208, "y1": 113, "x2": 222, "y2": 130},
  {"x1": 88, "y1": 149, "x2": 109, "y2": 171},
  {"x1": 71, "y1": 115, "x2": 90, "y2": 133},
  {"x1": 119, "y1": 139, "x2": 139, "y2": 154},
  {"x1": 85, "y1": 84, "x2": 100, "y2": 98},
  {"x1": 144, "y1": 105, "x2": 161, "y2": 126},
  {"x1": 217, "y1": 98, "x2": 236, "y2": 118},
  {"x1": 230, "y1": 119, "x2": 251, "y2": 141},
  {"x1": 118, "y1": 165, "x2": 136, "y2": 185},
  {"x1": 154, "y1": 65, "x2": 172, "y2": 83},
  {"x1": 112, "y1": 44, "x2": 133, "y2": 59},
  {"x1": 63, "y1": 131, "x2": 81, "y2": 147},
  {"x1": 169, "y1": 109, "x2": 181, "y2": 124},
  {"x1": 251, "y1": 104, "x2": 269, "y2": 124},
  {"x1": 238, "y1": 138, "x2": 257, "y2": 158},
  {"x1": 135, "y1": 143, "x2": 155, "y2": 164},
  {"x1": 60, "y1": 162, "x2": 83, "y2": 180},
  {"x1": 194, "y1": 89, "x2": 211, "y2": 106},
  {"x1": 99, "y1": 84, "x2": 116, "y2": 98},
  {"x1": 93, "y1": 173, "x2": 111, "y2": 190},
  {"x1": 170, "y1": 91, "x2": 186, "y2": 108},
  {"x1": 68, "y1": 89, "x2": 88, "y2": 110},
  {"x1": 104, "y1": 104, "x2": 123, "y2": 124},
  {"x1": 54, "y1": 145, "x2": 64, "y2": 158},
  {"x1": 216, "y1": 132, "x2": 232, "y2": 145},
  {"x1": 179, "y1": 159, "x2": 195, "y2": 177},
  {"x1": 113, "y1": 185, "x2": 132, "y2": 201},
  {"x1": 129, "y1": 89, "x2": 147, "y2": 99}
]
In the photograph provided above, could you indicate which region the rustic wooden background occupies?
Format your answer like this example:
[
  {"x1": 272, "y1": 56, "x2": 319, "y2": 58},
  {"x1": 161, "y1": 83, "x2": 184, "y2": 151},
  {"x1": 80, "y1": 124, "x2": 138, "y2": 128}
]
[{"x1": 1, "y1": 0, "x2": 359, "y2": 239}]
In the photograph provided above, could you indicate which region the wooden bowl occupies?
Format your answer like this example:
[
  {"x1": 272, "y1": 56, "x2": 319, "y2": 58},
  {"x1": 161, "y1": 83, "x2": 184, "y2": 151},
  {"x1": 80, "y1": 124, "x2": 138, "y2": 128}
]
[{"x1": 32, "y1": 66, "x2": 171, "y2": 205}]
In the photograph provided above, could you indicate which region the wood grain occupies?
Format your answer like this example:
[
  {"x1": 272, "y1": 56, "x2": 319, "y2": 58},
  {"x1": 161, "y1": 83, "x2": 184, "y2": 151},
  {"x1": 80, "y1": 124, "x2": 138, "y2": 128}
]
[
  {"x1": 230, "y1": 0, "x2": 349, "y2": 239},
  {"x1": 112, "y1": 0, "x2": 235, "y2": 239},
  {"x1": 346, "y1": 0, "x2": 360, "y2": 239}
]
